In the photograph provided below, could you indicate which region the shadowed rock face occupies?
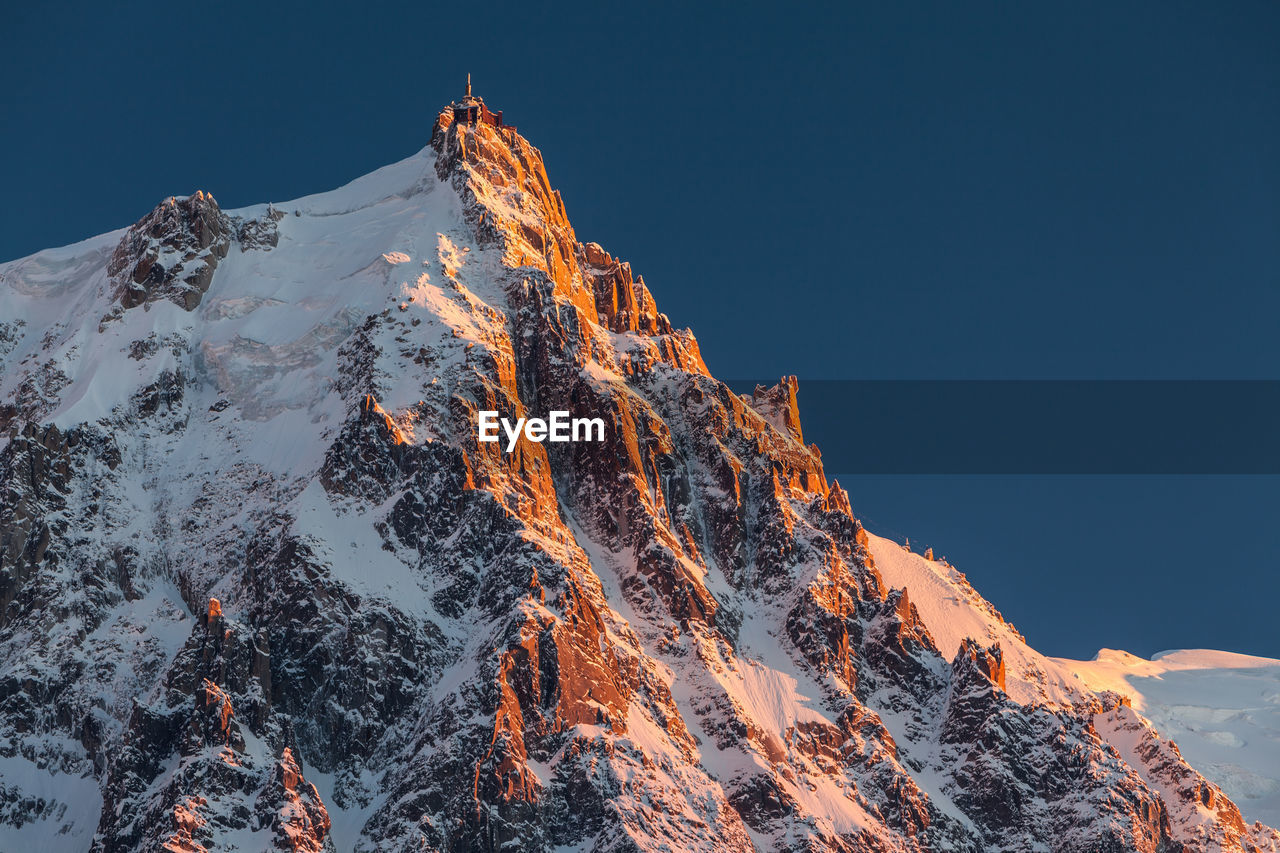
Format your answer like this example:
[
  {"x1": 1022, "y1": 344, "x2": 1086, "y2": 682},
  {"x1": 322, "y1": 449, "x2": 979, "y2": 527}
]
[
  {"x1": 108, "y1": 192, "x2": 232, "y2": 311},
  {"x1": 0, "y1": 101, "x2": 1276, "y2": 853},
  {"x1": 106, "y1": 192, "x2": 281, "y2": 313}
]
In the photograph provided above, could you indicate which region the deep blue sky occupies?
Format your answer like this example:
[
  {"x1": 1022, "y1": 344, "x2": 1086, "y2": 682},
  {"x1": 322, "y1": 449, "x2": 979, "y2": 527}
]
[{"x1": 2, "y1": 1, "x2": 1276, "y2": 658}]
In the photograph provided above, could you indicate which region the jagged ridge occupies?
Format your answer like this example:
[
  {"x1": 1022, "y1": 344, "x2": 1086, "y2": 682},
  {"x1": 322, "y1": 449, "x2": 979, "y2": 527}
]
[{"x1": 0, "y1": 95, "x2": 1275, "y2": 853}]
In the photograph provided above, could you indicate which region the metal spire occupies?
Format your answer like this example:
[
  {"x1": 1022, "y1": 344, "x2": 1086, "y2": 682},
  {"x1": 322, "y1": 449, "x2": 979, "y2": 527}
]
[{"x1": 466, "y1": 73, "x2": 471, "y2": 98}]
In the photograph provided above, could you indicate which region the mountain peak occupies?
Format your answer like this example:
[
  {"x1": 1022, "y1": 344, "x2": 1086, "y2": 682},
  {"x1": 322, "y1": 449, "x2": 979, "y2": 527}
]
[{"x1": 1, "y1": 89, "x2": 1277, "y2": 852}]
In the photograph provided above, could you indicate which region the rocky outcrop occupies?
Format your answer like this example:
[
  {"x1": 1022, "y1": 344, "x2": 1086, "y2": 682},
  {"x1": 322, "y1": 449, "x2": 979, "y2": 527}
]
[
  {"x1": 748, "y1": 375, "x2": 804, "y2": 444},
  {"x1": 108, "y1": 191, "x2": 231, "y2": 311},
  {"x1": 234, "y1": 205, "x2": 284, "y2": 252},
  {"x1": 1092, "y1": 696, "x2": 1280, "y2": 852},
  {"x1": 259, "y1": 748, "x2": 331, "y2": 853},
  {"x1": 580, "y1": 241, "x2": 668, "y2": 335}
]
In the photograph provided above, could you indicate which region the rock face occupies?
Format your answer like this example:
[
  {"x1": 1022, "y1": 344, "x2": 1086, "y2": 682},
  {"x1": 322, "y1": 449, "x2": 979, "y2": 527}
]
[
  {"x1": 0, "y1": 98, "x2": 1277, "y2": 853},
  {"x1": 108, "y1": 191, "x2": 232, "y2": 311}
]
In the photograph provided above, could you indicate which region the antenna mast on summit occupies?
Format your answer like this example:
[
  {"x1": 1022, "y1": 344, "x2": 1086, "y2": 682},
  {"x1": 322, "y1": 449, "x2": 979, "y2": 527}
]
[{"x1": 466, "y1": 73, "x2": 472, "y2": 98}]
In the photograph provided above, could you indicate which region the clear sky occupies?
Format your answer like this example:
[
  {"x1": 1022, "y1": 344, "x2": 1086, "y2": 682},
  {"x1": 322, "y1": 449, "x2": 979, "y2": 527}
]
[{"x1": 2, "y1": 1, "x2": 1276, "y2": 659}]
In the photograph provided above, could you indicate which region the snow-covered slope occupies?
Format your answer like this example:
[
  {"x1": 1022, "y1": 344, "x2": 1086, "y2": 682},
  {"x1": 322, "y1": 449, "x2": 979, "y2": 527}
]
[
  {"x1": 864, "y1": 532, "x2": 1084, "y2": 706},
  {"x1": 867, "y1": 531, "x2": 1280, "y2": 838},
  {"x1": 1, "y1": 95, "x2": 1276, "y2": 852},
  {"x1": 1057, "y1": 648, "x2": 1280, "y2": 829}
]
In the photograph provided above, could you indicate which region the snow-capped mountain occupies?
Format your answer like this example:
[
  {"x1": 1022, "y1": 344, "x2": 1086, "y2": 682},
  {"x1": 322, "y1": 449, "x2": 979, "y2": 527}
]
[{"x1": 1, "y1": 92, "x2": 1276, "y2": 852}]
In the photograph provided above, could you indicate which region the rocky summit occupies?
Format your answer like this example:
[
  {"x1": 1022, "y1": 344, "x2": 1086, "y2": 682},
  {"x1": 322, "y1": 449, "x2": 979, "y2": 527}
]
[{"x1": 1, "y1": 92, "x2": 1277, "y2": 852}]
